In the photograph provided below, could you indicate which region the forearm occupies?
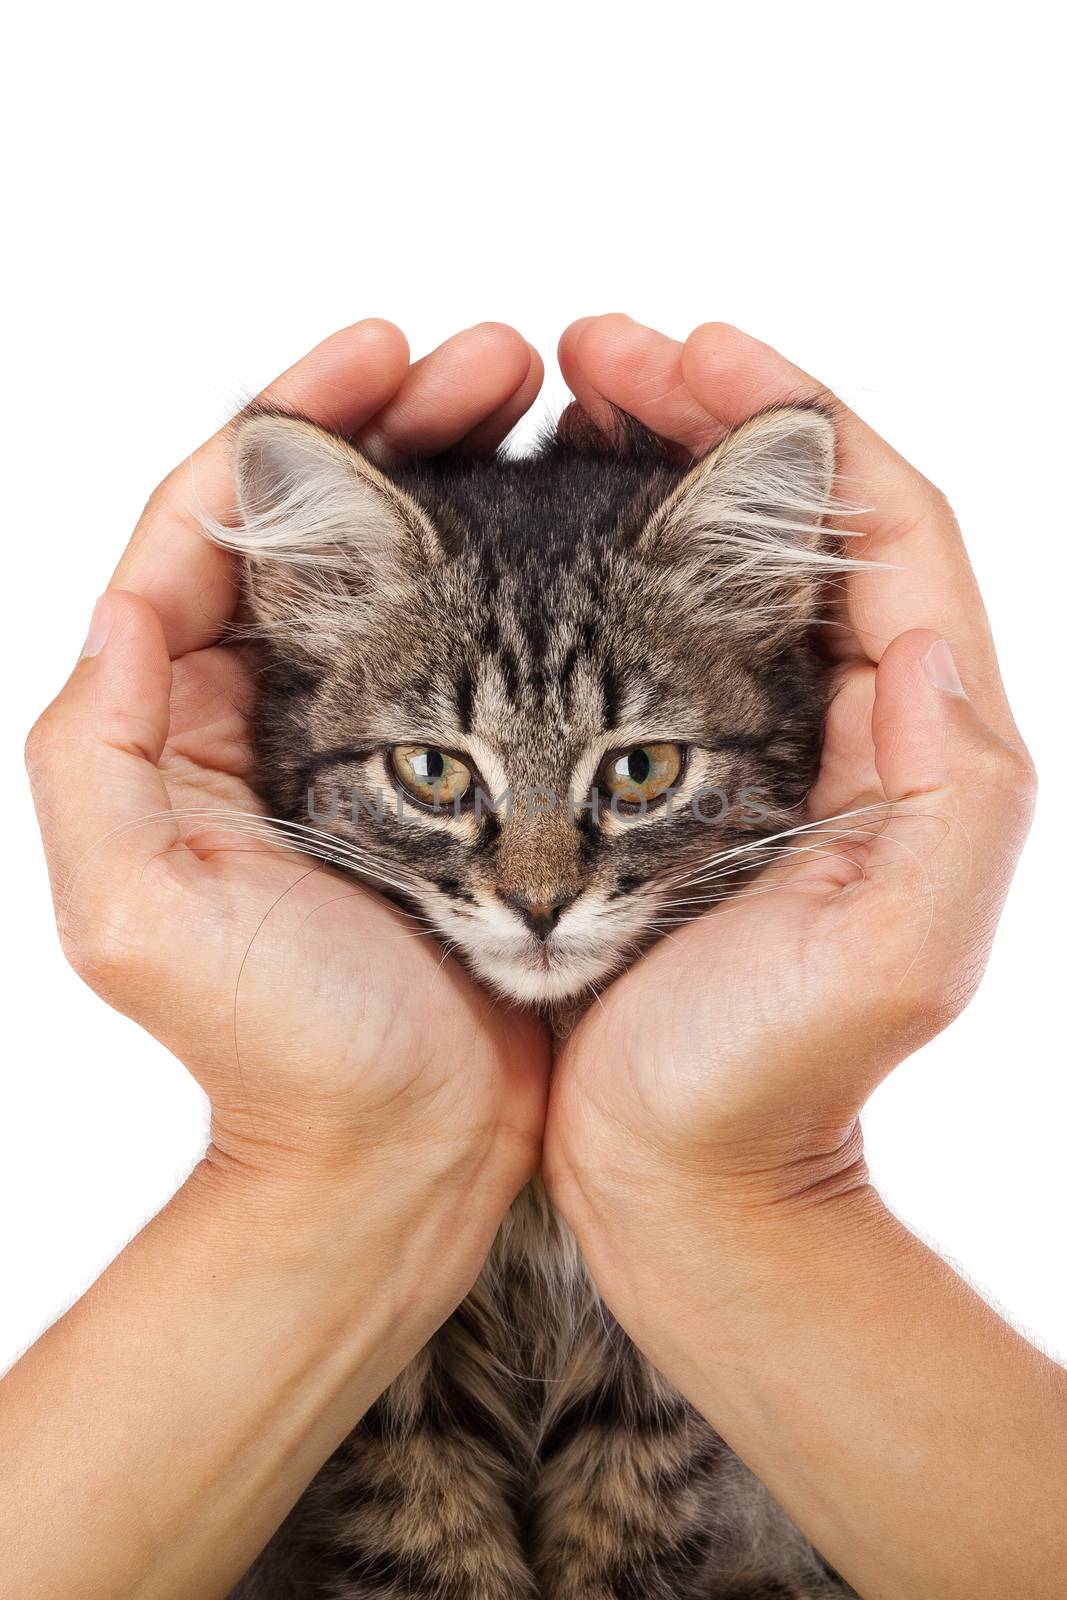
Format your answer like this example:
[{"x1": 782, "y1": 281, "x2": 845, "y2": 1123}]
[
  {"x1": 573, "y1": 1174, "x2": 1067, "y2": 1599},
  {"x1": 0, "y1": 1143, "x2": 507, "y2": 1600}
]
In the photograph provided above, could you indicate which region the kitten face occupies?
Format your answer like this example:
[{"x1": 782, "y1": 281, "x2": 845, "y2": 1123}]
[{"x1": 224, "y1": 408, "x2": 839, "y2": 1005}]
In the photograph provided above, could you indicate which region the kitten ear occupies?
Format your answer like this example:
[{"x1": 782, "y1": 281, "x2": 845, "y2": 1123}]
[
  {"x1": 639, "y1": 406, "x2": 839, "y2": 636},
  {"x1": 216, "y1": 413, "x2": 440, "y2": 654}
]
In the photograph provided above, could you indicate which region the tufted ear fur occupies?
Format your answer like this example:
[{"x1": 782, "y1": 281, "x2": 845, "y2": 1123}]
[
  {"x1": 638, "y1": 406, "x2": 842, "y2": 637},
  {"x1": 211, "y1": 413, "x2": 441, "y2": 656}
]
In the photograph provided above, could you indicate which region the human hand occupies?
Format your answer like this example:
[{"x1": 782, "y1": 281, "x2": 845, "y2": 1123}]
[
  {"x1": 26, "y1": 321, "x2": 549, "y2": 1264},
  {"x1": 544, "y1": 316, "x2": 1036, "y2": 1255}
]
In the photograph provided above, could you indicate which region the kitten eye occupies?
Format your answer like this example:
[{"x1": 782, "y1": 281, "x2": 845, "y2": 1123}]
[
  {"x1": 598, "y1": 743, "x2": 684, "y2": 808},
  {"x1": 391, "y1": 745, "x2": 474, "y2": 809}
]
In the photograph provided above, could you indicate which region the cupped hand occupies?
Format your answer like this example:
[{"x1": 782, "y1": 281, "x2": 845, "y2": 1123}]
[
  {"x1": 27, "y1": 321, "x2": 549, "y2": 1213},
  {"x1": 544, "y1": 316, "x2": 1036, "y2": 1236}
]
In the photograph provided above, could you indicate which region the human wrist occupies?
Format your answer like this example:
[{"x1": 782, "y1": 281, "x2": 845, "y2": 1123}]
[
  {"x1": 184, "y1": 1128, "x2": 525, "y2": 1368},
  {"x1": 0, "y1": 1125, "x2": 523, "y2": 1600},
  {"x1": 551, "y1": 1117, "x2": 880, "y2": 1358},
  {"x1": 553, "y1": 1107, "x2": 868, "y2": 1246},
  {"x1": 588, "y1": 1178, "x2": 895, "y2": 1409}
]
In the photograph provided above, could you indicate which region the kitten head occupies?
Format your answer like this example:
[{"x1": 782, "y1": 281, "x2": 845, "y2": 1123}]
[{"x1": 219, "y1": 405, "x2": 841, "y2": 1005}]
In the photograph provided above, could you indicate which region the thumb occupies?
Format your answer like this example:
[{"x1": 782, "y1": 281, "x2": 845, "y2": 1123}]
[
  {"x1": 871, "y1": 628, "x2": 1026, "y2": 803},
  {"x1": 864, "y1": 629, "x2": 1036, "y2": 939},
  {"x1": 26, "y1": 591, "x2": 178, "y2": 907}
]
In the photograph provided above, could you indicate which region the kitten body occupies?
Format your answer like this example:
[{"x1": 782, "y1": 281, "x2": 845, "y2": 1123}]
[{"x1": 219, "y1": 410, "x2": 860, "y2": 1598}]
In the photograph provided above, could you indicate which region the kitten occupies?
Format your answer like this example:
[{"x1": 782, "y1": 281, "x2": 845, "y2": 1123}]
[{"x1": 217, "y1": 405, "x2": 860, "y2": 1599}]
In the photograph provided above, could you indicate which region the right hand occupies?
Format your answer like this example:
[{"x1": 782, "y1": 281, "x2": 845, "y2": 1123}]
[
  {"x1": 544, "y1": 315, "x2": 1037, "y2": 1264},
  {"x1": 26, "y1": 320, "x2": 549, "y2": 1253}
]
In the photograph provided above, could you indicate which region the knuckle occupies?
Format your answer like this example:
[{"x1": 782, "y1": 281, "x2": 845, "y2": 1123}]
[
  {"x1": 61, "y1": 904, "x2": 147, "y2": 992},
  {"x1": 902, "y1": 466, "x2": 958, "y2": 529},
  {"x1": 142, "y1": 473, "x2": 177, "y2": 521},
  {"x1": 1007, "y1": 746, "x2": 1038, "y2": 803},
  {"x1": 891, "y1": 961, "x2": 980, "y2": 1040},
  {"x1": 924, "y1": 968, "x2": 980, "y2": 1028},
  {"x1": 872, "y1": 915, "x2": 994, "y2": 1040},
  {"x1": 24, "y1": 709, "x2": 59, "y2": 776},
  {"x1": 138, "y1": 467, "x2": 195, "y2": 538},
  {"x1": 60, "y1": 853, "x2": 189, "y2": 1000},
  {"x1": 977, "y1": 739, "x2": 1038, "y2": 812},
  {"x1": 918, "y1": 475, "x2": 955, "y2": 522}
]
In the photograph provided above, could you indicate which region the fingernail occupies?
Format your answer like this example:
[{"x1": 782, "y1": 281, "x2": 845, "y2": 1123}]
[
  {"x1": 924, "y1": 638, "x2": 966, "y2": 696},
  {"x1": 80, "y1": 595, "x2": 114, "y2": 660}
]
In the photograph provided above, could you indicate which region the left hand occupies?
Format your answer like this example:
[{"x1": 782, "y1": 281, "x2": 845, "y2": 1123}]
[
  {"x1": 542, "y1": 317, "x2": 1036, "y2": 1269},
  {"x1": 28, "y1": 319, "x2": 549, "y2": 1215}
]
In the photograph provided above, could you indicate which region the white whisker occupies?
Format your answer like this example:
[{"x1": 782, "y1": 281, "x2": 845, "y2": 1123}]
[{"x1": 661, "y1": 805, "x2": 891, "y2": 893}]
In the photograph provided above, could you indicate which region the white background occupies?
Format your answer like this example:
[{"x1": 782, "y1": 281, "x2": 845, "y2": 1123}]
[{"x1": 3, "y1": 4, "x2": 1064, "y2": 1369}]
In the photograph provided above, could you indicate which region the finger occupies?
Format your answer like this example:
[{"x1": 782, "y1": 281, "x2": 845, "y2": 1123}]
[
  {"x1": 25, "y1": 591, "x2": 181, "y2": 915},
  {"x1": 557, "y1": 315, "x2": 621, "y2": 435},
  {"x1": 682, "y1": 322, "x2": 934, "y2": 506},
  {"x1": 112, "y1": 319, "x2": 411, "y2": 657},
  {"x1": 558, "y1": 314, "x2": 718, "y2": 450},
  {"x1": 164, "y1": 644, "x2": 258, "y2": 786},
  {"x1": 563, "y1": 316, "x2": 1015, "y2": 739},
  {"x1": 841, "y1": 629, "x2": 1035, "y2": 1001},
  {"x1": 556, "y1": 316, "x2": 596, "y2": 375},
  {"x1": 871, "y1": 629, "x2": 1032, "y2": 810},
  {"x1": 774, "y1": 631, "x2": 1033, "y2": 953},
  {"x1": 832, "y1": 628, "x2": 1033, "y2": 901},
  {"x1": 357, "y1": 323, "x2": 534, "y2": 460},
  {"x1": 806, "y1": 663, "x2": 878, "y2": 821},
  {"x1": 459, "y1": 342, "x2": 545, "y2": 455},
  {"x1": 680, "y1": 324, "x2": 1014, "y2": 733},
  {"x1": 556, "y1": 320, "x2": 614, "y2": 447}
]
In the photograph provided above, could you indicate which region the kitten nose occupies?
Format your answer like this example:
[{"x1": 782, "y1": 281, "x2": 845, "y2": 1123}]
[{"x1": 507, "y1": 892, "x2": 578, "y2": 942}]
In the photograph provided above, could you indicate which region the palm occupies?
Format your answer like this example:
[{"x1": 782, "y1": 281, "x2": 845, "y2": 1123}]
[
  {"x1": 549, "y1": 660, "x2": 895, "y2": 1160},
  {"x1": 135, "y1": 640, "x2": 547, "y2": 1149}
]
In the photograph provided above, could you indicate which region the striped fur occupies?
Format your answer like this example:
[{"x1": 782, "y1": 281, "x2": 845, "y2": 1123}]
[
  {"x1": 233, "y1": 1188, "x2": 853, "y2": 1599},
  {"x1": 221, "y1": 411, "x2": 860, "y2": 1598}
]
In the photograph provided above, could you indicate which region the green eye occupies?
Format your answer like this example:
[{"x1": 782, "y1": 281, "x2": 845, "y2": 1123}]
[
  {"x1": 391, "y1": 746, "x2": 474, "y2": 808},
  {"x1": 599, "y1": 743, "x2": 683, "y2": 806}
]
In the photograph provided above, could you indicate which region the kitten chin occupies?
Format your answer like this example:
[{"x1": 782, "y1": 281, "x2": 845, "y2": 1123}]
[
  {"x1": 462, "y1": 940, "x2": 626, "y2": 1008},
  {"x1": 415, "y1": 878, "x2": 664, "y2": 1009}
]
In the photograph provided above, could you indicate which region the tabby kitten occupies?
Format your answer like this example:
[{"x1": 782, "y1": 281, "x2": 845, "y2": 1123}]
[{"x1": 220, "y1": 405, "x2": 859, "y2": 1599}]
